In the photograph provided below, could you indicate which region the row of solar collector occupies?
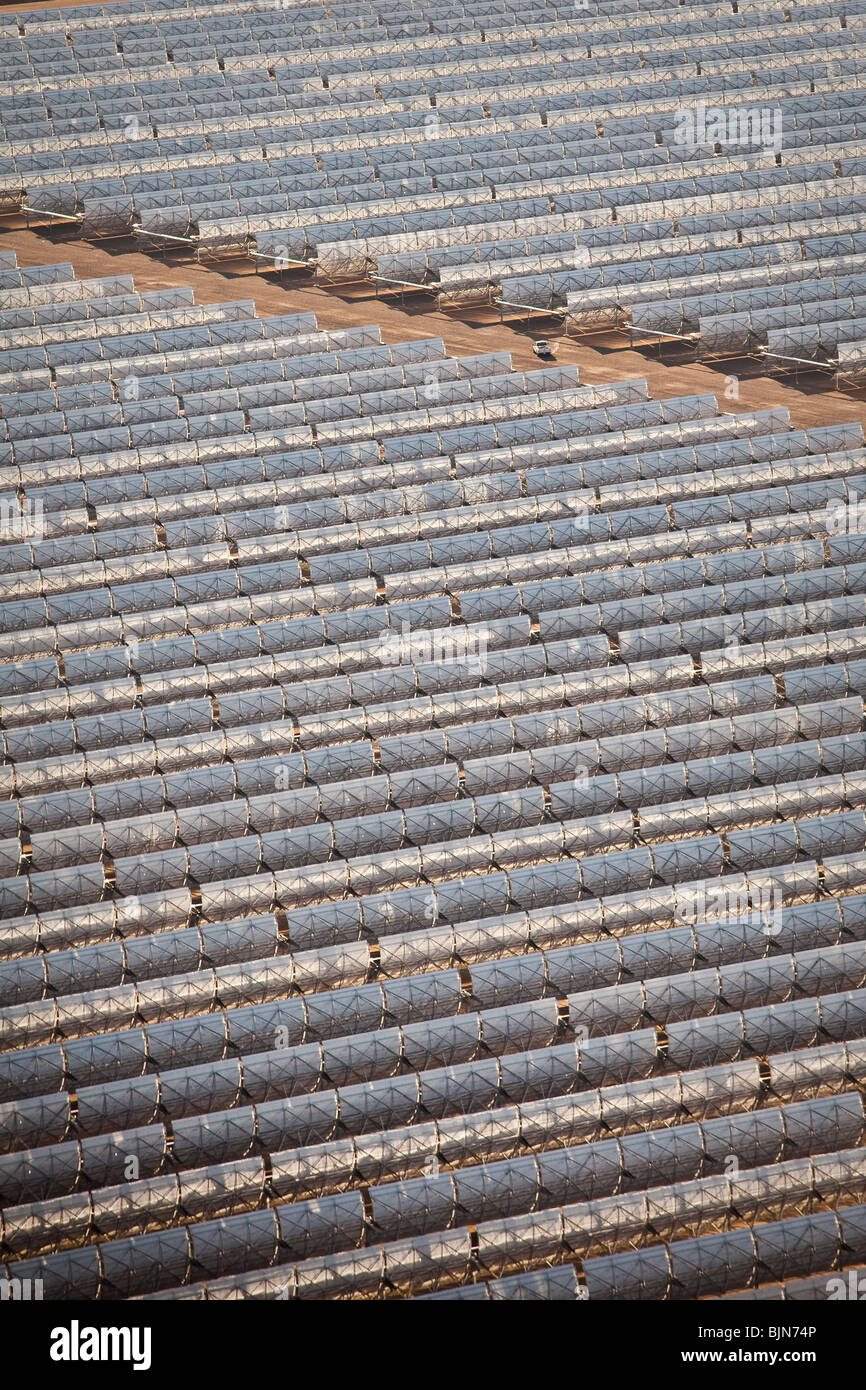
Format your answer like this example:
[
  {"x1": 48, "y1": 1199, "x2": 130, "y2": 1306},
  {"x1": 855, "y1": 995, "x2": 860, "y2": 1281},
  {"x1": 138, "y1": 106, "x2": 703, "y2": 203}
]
[
  {"x1": 1, "y1": 764, "x2": 864, "y2": 1023},
  {"x1": 0, "y1": 294, "x2": 281, "y2": 349},
  {"x1": 7, "y1": 40, "x2": 856, "y2": 98},
  {"x1": 217, "y1": 1171, "x2": 866, "y2": 1304},
  {"x1": 3, "y1": 240, "x2": 858, "y2": 368},
  {"x1": 10, "y1": 422, "x2": 856, "y2": 592},
  {"x1": 0, "y1": 501, "x2": 862, "y2": 661},
  {"x1": 0, "y1": 837, "x2": 863, "y2": 1089},
  {"x1": 4, "y1": 615, "x2": 862, "y2": 832},
  {"x1": 5, "y1": 0, "x2": 847, "y2": 36},
  {"x1": 6, "y1": 455, "x2": 866, "y2": 689},
  {"x1": 12, "y1": 98, "x2": 860, "y2": 196},
  {"x1": 19, "y1": 1099, "x2": 861, "y2": 1267},
  {"x1": 6, "y1": 528, "x2": 866, "y2": 739},
  {"x1": 0, "y1": 630, "x2": 862, "y2": 875},
  {"x1": 6, "y1": 976, "x2": 866, "y2": 1218},
  {"x1": 0, "y1": 386, "x2": 797, "y2": 489},
  {"x1": 10, "y1": 1039, "x2": 856, "y2": 1223},
  {"x1": 31, "y1": 1164, "x2": 866, "y2": 1300},
  {"x1": 5, "y1": 1041, "x2": 865, "y2": 1261},
  {"x1": 0, "y1": 363, "x2": 561, "y2": 463},
  {"x1": 0, "y1": 664, "x2": 857, "y2": 898},
  {"x1": 0, "y1": 778, "x2": 846, "y2": 958},
  {"x1": 10, "y1": 533, "x2": 852, "y2": 706},
  {"x1": 14, "y1": 1148, "x2": 866, "y2": 1300},
  {"x1": 0, "y1": 33, "x2": 578, "y2": 77},
  {"x1": 431, "y1": 218, "x2": 866, "y2": 307},
  {"x1": 423, "y1": 1205, "x2": 866, "y2": 1302},
  {"x1": 1, "y1": 597, "x2": 862, "y2": 835},
  {"x1": 3, "y1": 42, "x2": 858, "y2": 133},
  {"x1": 9, "y1": 0, "x2": 854, "y2": 29},
  {"x1": 0, "y1": 623, "x2": 859, "y2": 821},
  {"x1": 9, "y1": 85, "x2": 862, "y2": 191},
  {"x1": 1, "y1": 783, "x2": 861, "y2": 1000},
  {"x1": 0, "y1": 284, "x2": 198, "y2": 331},
  {"x1": 0, "y1": 695, "x2": 861, "y2": 911},
  {"x1": 2, "y1": 8, "x2": 852, "y2": 65},
  {"x1": 7, "y1": 407, "x2": 859, "y2": 555},
  {"x1": 403, "y1": 201, "x2": 866, "y2": 287},
  {"x1": 0, "y1": 380, "x2": 669, "y2": 497},
  {"x1": 629, "y1": 270, "x2": 866, "y2": 338},
  {"x1": 6, "y1": 784, "x2": 866, "y2": 1047},
  {"x1": 138, "y1": 88, "x2": 860, "y2": 156},
  {"x1": 298, "y1": 184, "x2": 866, "y2": 283},
  {"x1": 0, "y1": 322, "x2": 392, "y2": 396},
  {"x1": 0, "y1": 338, "x2": 462, "y2": 430},
  {"x1": 0, "y1": 359, "x2": 521, "y2": 452},
  {"x1": 580, "y1": 294, "x2": 866, "y2": 366},
  {"x1": 0, "y1": 393, "x2": 819, "y2": 501},
  {"x1": 3, "y1": 687, "x2": 860, "y2": 968},
  {"x1": 23, "y1": 138, "x2": 857, "y2": 235},
  {"x1": 35, "y1": 144, "x2": 771, "y2": 224},
  {"x1": 0, "y1": 51, "x2": 815, "y2": 108},
  {"x1": 0, "y1": 406, "x2": 805, "y2": 591},
  {"x1": 4, "y1": 0, "x2": 789, "y2": 19},
  {"x1": 726, "y1": 314, "x2": 866, "y2": 361},
  {"x1": 343, "y1": 195, "x2": 866, "y2": 285},
  {"x1": 1, "y1": 60, "x2": 811, "y2": 136},
  {"x1": 155, "y1": 158, "x2": 866, "y2": 261},
  {"x1": 0, "y1": 269, "x2": 137, "y2": 307},
  {"x1": 0, "y1": 434, "x2": 851, "y2": 617},
  {"x1": 9, "y1": 0, "x2": 842, "y2": 18},
  {"x1": 13, "y1": 136, "x2": 864, "y2": 258},
  {"x1": 0, "y1": 629, "x2": 860, "y2": 883},
  {"x1": 7, "y1": 1101, "x2": 865, "y2": 1299},
  {"x1": 13, "y1": 472, "x2": 842, "y2": 616},
  {"x1": 500, "y1": 230, "x2": 866, "y2": 313},
  {"x1": 563, "y1": 247, "x2": 866, "y2": 334},
  {"x1": 8, "y1": 59, "x2": 859, "y2": 146},
  {"x1": 13, "y1": 435, "x2": 866, "y2": 631},
  {"x1": 0, "y1": 114, "x2": 597, "y2": 194},
  {"x1": 26, "y1": 77, "x2": 860, "y2": 152},
  {"x1": 0, "y1": 307, "x2": 325, "y2": 376},
  {"x1": 0, "y1": 358, "x2": 573, "y2": 447},
  {"x1": 20, "y1": 140, "x2": 820, "y2": 229},
  {"x1": 0, "y1": 622, "x2": 861, "y2": 806},
  {"x1": 30, "y1": 15, "x2": 856, "y2": 66},
  {"x1": 50, "y1": 154, "x2": 866, "y2": 256},
  {"x1": 281, "y1": 190, "x2": 866, "y2": 285},
  {"x1": 11, "y1": 13, "x2": 734, "y2": 66},
  {"x1": 4, "y1": 8, "x2": 857, "y2": 78},
  {"x1": 4, "y1": 888, "x2": 866, "y2": 1118},
  {"x1": 0, "y1": 706, "x2": 862, "y2": 949},
  {"x1": 0, "y1": 702, "x2": 862, "y2": 929},
  {"x1": 6, "y1": 0, "x2": 605, "y2": 22},
  {"x1": 4, "y1": 26, "x2": 857, "y2": 84},
  {"x1": 5, "y1": 46, "x2": 857, "y2": 139},
  {"x1": 0, "y1": 130, "x2": 676, "y2": 190},
  {"x1": 0, "y1": 261, "x2": 76, "y2": 293},
  {"x1": 0, "y1": 849, "x2": 855, "y2": 1101},
  {"x1": 6, "y1": 388, "x2": 665, "y2": 487},
  {"x1": 8, "y1": 35, "x2": 845, "y2": 101}
]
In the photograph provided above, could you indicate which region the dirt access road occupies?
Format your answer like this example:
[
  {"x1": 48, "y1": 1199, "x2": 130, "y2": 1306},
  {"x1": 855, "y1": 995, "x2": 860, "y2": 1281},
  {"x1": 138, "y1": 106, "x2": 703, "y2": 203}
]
[{"x1": 2, "y1": 220, "x2": 865, "y2": 435}]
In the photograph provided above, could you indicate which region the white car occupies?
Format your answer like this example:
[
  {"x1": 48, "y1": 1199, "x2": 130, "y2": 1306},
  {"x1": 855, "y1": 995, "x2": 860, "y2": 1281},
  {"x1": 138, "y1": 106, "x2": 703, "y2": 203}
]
[{"x1": 532, "y1": 339, "x2": 555, "y2": 358}]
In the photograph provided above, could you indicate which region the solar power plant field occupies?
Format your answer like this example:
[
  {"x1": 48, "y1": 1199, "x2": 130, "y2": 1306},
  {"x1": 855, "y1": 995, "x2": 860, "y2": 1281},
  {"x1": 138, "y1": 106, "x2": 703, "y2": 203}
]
[{"x1": 1, "y1": 0, "x2": 866, "y2": 1307}]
